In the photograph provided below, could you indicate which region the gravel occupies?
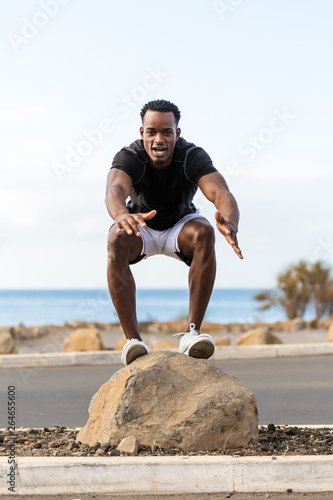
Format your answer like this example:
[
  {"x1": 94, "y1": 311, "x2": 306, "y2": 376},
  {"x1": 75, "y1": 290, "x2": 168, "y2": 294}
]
[{"x1": 1, "y1": 424, "x2": 333, "y2": 458}]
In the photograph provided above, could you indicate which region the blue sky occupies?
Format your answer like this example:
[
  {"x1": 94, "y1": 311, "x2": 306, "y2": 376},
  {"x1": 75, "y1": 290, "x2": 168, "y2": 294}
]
[{"x1": 1, "y1": 0, "x2": 332, "y2": 289}]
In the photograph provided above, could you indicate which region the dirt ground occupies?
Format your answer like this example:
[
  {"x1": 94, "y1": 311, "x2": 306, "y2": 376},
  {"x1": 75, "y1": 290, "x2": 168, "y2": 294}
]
[{"x1": 1, "y1": 425, "x2": 333, "y2": 458}]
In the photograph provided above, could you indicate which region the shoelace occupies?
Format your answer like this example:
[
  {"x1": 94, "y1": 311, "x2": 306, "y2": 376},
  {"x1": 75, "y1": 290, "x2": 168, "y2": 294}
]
[{"x1": 173, "y1": 323, "x2": 200, "y2": 339}]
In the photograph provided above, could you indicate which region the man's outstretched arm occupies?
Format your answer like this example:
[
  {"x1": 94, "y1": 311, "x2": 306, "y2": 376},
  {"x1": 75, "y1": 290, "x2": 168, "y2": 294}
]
[
  {"x1": 198, "y1": 171, "x2": 243, "y2": 259},
  {"x1": 105, "y1": 169, "x2": 156, "y2": 236}
]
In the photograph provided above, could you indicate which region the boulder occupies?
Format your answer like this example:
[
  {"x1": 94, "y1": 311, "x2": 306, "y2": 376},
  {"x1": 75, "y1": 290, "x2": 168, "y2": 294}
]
[
  {"x1": 318, "y1": 318, "x2": 330, "y2": 330},
  {"x1": 11, "y1": 323, "x2": 30, "y2": 339},
  {"x1": 228, "y1": 323, "x2": 244, "y2": 334},
  {"x1": 150, "y1": 339, "x2": 177, "y2": 350},
  {"x1": 0, "y1": 329, "x2": 17, "y2": 354},
  {"x1": 145, "y1": 322, "x2": 165, "y2": 334},
  {"x1": 70, "y1": 321, "x2": 102, "y2": 329},
  {"x1": 214, "y1": 337, "x2": 231, "y2": 347},
  {"x1": 201, "y1": 322, "x2": 223, "y2": 334},
  {"x1": 306, "y1": 319, "x2": 318, "y2": 329},
  {"x1": 77, "y1": 352, "x2": 258, "y2": 451},
  {"x1": 235, "y1": 327, "x2": 282, "y2": 346},
  {"x1": 113, "y1": 338, "x2": 127, "y2": 350},
  {"x1": 62, "y1": 327, "x2": 105, "y2": 352},
  {"x1": 70, "y1": 321, "x2": 89, "y2": 329},
  {"x1": 289, "y1": 317, "x2": 305, "y2": 332},
  {"x1": 29, "y1": 325, "x2": 58, "y2": 338},
  {"x1": 328, "y1": 323, "x2": 333, "y2": 343}
]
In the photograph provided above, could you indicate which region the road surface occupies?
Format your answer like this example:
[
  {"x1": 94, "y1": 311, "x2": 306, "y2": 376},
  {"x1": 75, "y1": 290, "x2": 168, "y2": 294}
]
[{"x1": 1, "y1": 355, "x2": 332, "y2": 428}]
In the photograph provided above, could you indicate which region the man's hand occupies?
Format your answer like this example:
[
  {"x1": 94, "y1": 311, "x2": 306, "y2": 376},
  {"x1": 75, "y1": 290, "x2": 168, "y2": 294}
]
[
  {"x1": 215, "y1": 210, "x2": 243, "y2": 259},
  {"x1": 115, "y1": 210, "x2": 157, "y2": 237}
]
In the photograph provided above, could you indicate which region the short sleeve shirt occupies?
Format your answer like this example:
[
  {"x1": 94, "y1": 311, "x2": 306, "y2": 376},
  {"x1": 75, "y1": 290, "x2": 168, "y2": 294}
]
[{"x1": 111, "y1": 137, "x2": 217, "y2": 230}]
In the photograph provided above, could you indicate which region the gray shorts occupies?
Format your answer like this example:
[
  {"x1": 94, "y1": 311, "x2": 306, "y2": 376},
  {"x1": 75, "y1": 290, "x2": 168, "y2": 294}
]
[{"x1": 131, "y1": 213, "x2": 206, "y2": 267}]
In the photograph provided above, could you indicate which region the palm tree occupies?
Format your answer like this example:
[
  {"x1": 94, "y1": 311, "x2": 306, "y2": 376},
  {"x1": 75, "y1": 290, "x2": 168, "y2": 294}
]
[
  {"x1": 254, "y1": 260, "x2": 333, "y2": 320},
  {"x1": 308, "y1": 262, "x2": 333, "y2": 319}
]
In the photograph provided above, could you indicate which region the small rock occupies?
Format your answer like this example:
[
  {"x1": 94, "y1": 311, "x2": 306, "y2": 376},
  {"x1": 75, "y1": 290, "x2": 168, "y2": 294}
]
[
  {"x1": 34, "y1": 442, "x2": 42, "y2": 449},
  {"x1": 261, "y1": 442, "x2": 274, "y2": 452},
  {"x1": 95, "y1": 448, "x2": 105, "y2": 456},
  {"x1": 48, "y1": 440, "x2": 63, "y2": 448},
  {"x1": 117, "y1": 436, "x2": 139, "y2": 454},
  {"x1": 89, "y1": 442, "x2": 101, "y2": 453},
  {"x1": 267, "y1": 423, "x2": 276, "y2": 433},
  {"x1": 28, "y1": 428, "x2": 39, "y2": 434},
  {"x1": 109, "y1": 449, "x2": 121, "y2": 456},
  {"x1": 67, "y1": 441, "x2": 79, "y2": 451},
  {"x1": 101, "y1": 442, "x2": 111, "y2": 452}
]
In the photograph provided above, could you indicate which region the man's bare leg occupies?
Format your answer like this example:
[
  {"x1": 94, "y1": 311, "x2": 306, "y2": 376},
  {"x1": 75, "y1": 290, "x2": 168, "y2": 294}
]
[
  {"x1": 107, "y1": 227, "x2": 143, "y2": 340},
  {"x1": 177, "y1": 219, "x2": 216, "y2": 331}
]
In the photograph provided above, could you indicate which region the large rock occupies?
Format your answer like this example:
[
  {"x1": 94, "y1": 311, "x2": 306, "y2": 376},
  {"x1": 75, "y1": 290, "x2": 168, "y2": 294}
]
[
  {"x1": 62, "y1": 327, "x2": 105, "y2": 352},
  {"x1": 236, "y1": 327, "x2": 282, "y2": 346},
  {"x1": 0, "y1": 329, "x2": 17, "y2": 354},
  {"x1": 150, "y1": 339, "x2": 177, "y2": 350},
  {"x1": 215, "y1": 337, "x2": 231, "y2": 347},
  {"x1": 289, "y1": 317, "x2": 305, "y2": 332},
  {"x1": 113, "y1": 337, "x2": 127, "y2": 350},
  {"x1": 77, "y1": 352, "x2": 258, "y2": 451},
  {"x1": 329, "y1": 323, "x2": 333, "y2": 343},
  {"x1": 11, "y1": 323, "x2": 30, "y2": 339}
]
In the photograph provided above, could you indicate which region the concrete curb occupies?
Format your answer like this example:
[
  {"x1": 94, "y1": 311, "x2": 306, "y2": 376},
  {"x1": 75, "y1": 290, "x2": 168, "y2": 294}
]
[
  {"x1": 1, "y1": 455, "x2": 333, "y2": 495},
  {"x1": 1, "y1": 343, "x2": 333, "y2": 369}
]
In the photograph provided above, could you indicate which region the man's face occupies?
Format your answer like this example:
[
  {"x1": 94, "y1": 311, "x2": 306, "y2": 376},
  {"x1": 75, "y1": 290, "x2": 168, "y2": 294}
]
[{"x1": 140, "y1": 111, "x2": 181, "y2": 169}]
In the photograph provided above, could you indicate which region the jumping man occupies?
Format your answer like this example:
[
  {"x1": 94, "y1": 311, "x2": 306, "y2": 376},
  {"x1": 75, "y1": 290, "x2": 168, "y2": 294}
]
[{"x1": 105, "y1": 99, "x2": 243, "y2": 365}]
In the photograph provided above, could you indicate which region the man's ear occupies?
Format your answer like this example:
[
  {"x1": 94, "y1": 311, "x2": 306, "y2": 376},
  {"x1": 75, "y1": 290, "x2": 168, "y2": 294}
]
[
  {"x1": 176, "y1": 127, "x2": 181, "y2": 140},
  {"x1": 139, "y1": 126, "x2": 144, "y2": 138}
]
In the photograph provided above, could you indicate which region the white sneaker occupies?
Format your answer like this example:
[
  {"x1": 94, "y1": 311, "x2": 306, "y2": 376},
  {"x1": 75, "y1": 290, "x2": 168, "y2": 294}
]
[
  {"x1": 174, "y1": 323, "x2": 215, "y2": 359},
  {"x1": 121, "y1": 338, "x2": 149, "y2": 365}
]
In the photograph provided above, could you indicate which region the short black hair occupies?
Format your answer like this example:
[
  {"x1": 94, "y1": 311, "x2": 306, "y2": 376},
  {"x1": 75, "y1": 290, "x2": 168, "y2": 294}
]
[{"x1": 140, "y1": 99, "x2": 181, "y2": 126}]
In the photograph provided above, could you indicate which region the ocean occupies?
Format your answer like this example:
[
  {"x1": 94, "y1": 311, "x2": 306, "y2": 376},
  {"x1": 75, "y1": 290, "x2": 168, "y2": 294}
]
[{"x1": 0, "y1": 289, "x2": 288, "y2": 327}]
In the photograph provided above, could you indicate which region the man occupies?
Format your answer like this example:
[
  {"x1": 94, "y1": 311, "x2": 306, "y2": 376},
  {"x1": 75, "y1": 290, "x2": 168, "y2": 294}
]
[{"x1": 105, "y1": 99, "x2": 243, "y2": 365}]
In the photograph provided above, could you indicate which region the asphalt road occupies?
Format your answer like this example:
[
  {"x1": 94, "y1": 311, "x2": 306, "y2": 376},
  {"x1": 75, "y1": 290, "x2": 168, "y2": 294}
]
[{"x1": 1, "y1": 355, "x2": 333, "y2": 428}]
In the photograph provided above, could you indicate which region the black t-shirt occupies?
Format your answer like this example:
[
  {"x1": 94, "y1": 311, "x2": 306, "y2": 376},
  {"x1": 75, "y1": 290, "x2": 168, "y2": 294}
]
[{"x1": 110, "y1": 137, "x2": 217, "y2": 230}]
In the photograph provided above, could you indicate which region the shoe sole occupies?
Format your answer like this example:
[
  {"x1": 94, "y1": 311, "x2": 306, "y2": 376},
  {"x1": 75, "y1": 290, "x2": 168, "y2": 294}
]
[
  {"x1": 125, "y1": 344, "x2": 149, "y2": 365},
  {"x1": 188, "y1": 338, "x2": 215, "y2": 359}
]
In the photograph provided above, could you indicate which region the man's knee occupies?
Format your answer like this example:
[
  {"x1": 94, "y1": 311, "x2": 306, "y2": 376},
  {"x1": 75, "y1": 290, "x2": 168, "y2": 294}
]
[
  {"x1": 179, "y1": 220, "x2": 215, "y2": 259},
  {"x1": 192, "y1": 222, "x2": 215, "y2": 250},
  {"x1": 108, "y1": 228, "x2": 126, "y2": 255},
  {"x1": 107, "y1": 228, "x2": 142, "y2": 262}
]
